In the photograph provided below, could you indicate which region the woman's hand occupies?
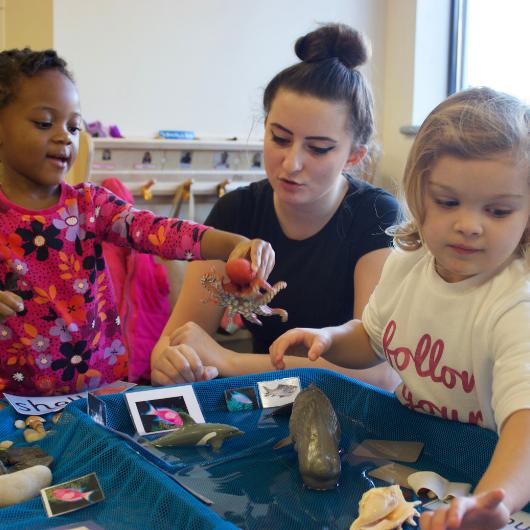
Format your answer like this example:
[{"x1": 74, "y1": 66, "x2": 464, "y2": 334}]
[
  {"x1": 228, "y1": 238, "x2": 275, "y2": 281},
  {"x1": 269, "y1": 327, "x2": 333, "y2": 370},
  {"x1": 151, "y1": 322, "x2": 230, "y2": 385},
  {"x1": 0, "y1": 290, "x2": 24, "y2": 323},
  {"x1": 419, "y1": 490, "x2": 509, "y2": 530}
]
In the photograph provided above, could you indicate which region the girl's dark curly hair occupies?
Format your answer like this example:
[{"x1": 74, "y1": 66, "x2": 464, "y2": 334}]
[{"x1": 0, "y1": 48, "x2": 73, "y2": 109}]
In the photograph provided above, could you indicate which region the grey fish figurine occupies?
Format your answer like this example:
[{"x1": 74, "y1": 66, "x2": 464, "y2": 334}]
[
  {"x1": 275, "y1": 384, "x2": 341, "y2": 490},
  {"x1": 150, "y1": 412, "x2": 244, "y2": 451}
]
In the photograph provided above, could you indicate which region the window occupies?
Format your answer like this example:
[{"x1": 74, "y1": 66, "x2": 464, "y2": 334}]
[{"x1": 450, "y1": 0, "x2": 530, "y2": 102}]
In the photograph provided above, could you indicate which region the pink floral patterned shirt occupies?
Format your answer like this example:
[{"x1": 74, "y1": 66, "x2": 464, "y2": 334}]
[{"x1": 0, "y1": 182, "x2": 209, "y2": 396}]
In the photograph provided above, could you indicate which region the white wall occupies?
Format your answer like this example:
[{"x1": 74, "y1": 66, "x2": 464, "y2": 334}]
[{"x1": 53, "y1": 0, "x2": 387, "y2": 141}]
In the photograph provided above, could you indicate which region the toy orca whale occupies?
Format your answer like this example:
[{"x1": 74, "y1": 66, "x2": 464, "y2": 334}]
[{"x1": 150, "y1": 412, "x2": 244, "y2": 451}]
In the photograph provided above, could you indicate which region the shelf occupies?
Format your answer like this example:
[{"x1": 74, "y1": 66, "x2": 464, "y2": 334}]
[
  {"x1": 92, "y1": 137, "x2": 264, "y2": 151},
  {"x1": 92, "y1": 180, "x2": 254, "y2": 197},
  {"x1": 90, "y1": 169, "x2": 265, "y2": 178}
]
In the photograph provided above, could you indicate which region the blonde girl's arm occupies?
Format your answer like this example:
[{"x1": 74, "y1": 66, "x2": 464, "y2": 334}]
[
  {"x1": 348, "y1": 248, "x2": 401, "y2": 391},
  {"x1": 269, "y1": 319, "x2": 380, "y2": 371},
  {"x1": 420, "y1": 409, "x2": 530, "y2": 530}
]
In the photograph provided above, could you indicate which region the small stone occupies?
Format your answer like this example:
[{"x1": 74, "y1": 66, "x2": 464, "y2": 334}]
[{"x1": 14, "y1": 420, "x2": 25, "y2": 429}]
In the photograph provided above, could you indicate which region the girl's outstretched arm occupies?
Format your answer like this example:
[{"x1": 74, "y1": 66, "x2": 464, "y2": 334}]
[
  {"x1": 200, "y1": 228, "x2": 275, "y2": 279},
  {"x1": 420, "y1": 409, "x2": 530, "y2": 529},
  {"x1": 269, "y1": 319, "x2": 380, "y2": 371}
]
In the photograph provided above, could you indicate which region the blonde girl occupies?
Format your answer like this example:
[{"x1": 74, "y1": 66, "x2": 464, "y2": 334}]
[{"x1": 270, "y1": 87, "x2": 530, "y2": 529}]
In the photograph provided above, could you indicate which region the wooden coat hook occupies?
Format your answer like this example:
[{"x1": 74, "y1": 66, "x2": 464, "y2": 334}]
[
  {"x1": 216, "y1": 179, "x2": 231, "y2": 198},
  {"x1": 170, "y1": 179, "x2": 193, "y2": 218},
  {"x1": 141, "y1": 179, "x2": 157, "y2": 200}
]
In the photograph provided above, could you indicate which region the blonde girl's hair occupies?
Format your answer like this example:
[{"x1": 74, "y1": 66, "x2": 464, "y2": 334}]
[{"x1": 390, "y1": 86, "x2": 530, "y2": 255}]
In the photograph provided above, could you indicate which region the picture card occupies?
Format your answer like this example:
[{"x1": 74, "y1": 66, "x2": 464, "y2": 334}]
[
  {"x1": 353, "y1": 439, "x2": 424, "y2": 463},
  {"x1": 257, "y1": 377, "x2": 301, "y2": 408},
  {"x1": 224, "y1": 386, "x2": 259, "y2": 412},
  {"x1": 125, "y1": 385, "x2": 204, "y2": 435},
  {"x1": 407, "y1": 470, "x2": 471, "y2": 501},
  {"x1": 87, "y1": 393, "x2": 107, "y2": 426},
  {"x1": 47, "y1": 521, "x2": 106, "y2": 530},
  {"x1": 41, "y1": 472, "x2": 104, "y2": 518},
  {"x1": 90, "y1": 380, "x2": 136, "y2": 396},
  {"x1": 368, "y1": 462, "x2": 419, "y2": 488}
]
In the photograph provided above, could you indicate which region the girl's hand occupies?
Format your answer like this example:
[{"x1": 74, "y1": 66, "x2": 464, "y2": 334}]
[
  {"x1": 151, "y1": 322, "x2": 225, "y2": 385},
  {"x1": 419, "y1": 490, "x2": 509, "y2": 530},
  {"x1": 269, "y1": 328, "x2": 333, "y2": 370},
  {"x1": 228, "y1": 238, "x2": 274, "y2": 281},
  {"x1": 0, "y1": 290, "x2": 24, "y2": 323},
  {"x1": 151, "y1": 342, "x2": 215, "y2": 386}
]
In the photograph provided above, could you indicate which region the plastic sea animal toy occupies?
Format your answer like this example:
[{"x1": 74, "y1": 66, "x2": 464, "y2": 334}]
[
  {"x1": 275, "y1": 384, "x2": 341, "y2": 490},
  {"x1": 200, "y1": 264, "x2": 288, "y2": 326},
  {"x1": 150, "y1": 412, "x2": 244, "y2": 451},
  {"x1": 350, "y1": 485, "x2": 421, "y2": 530}
]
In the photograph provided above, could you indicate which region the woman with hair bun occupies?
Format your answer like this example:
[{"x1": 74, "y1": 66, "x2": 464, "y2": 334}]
[{"x1": 150, "y1": 24, "x2": 401, "y2": 390}]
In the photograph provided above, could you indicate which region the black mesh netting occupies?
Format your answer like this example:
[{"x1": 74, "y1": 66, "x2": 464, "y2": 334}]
[{"x1": 1, "y1": 368, "x2": 525, "y2": 530}]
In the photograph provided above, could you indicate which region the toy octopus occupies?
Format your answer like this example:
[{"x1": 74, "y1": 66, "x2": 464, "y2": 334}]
[{"x1": 201, "y1": 258, "x2": 288, "y2": 326}]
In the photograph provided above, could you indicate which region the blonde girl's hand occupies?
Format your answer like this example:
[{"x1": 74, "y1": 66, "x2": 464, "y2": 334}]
[
  {"x1": 228, "y1": 238, "x2": 275, "y2": 281},
  {"x1": 419, "y1": 490, "x2": 509, "y2": 530},
  {"x1": 269, "y1": 328, "x2": 333, "y2": 370},
  {"x1": 0, "y1": 290, "x2": 24, "y2": 323}
]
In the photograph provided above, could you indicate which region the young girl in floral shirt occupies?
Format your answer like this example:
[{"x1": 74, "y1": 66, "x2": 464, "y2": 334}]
[{"x1": 0, "y1": 48, "x2": 273, "y2": 396}]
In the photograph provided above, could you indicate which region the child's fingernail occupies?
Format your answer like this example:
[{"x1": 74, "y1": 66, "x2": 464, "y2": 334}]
[{"x1": 16, "y1": 303, "x2": 24, "y2": 311}]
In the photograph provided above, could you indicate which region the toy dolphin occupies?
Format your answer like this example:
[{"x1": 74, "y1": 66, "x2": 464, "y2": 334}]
[{"x1": 150, "y1": 412, "x2": 244, "y2": 451}]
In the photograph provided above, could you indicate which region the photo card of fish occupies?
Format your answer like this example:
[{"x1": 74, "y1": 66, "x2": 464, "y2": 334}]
[
  {"x1": 40, "y1": 472, "x2": 104, "y2": 518},
  {"x1": 125, "y1": 386, "x2": 205, "y2": 436},
  {"x1": 87, "y1": 392, "x2": 107, "y2": 426},
  {"x1": 257, "y1": 376, "x2": 301, "y2": 408},
  {"x1": 224, "y1": 386, "x2": 259, "y2": 412}
]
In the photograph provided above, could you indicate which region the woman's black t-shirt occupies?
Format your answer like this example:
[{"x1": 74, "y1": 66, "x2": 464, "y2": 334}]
[{"x1": 206, "y1": 176, "x2": 399, "y2": 353}]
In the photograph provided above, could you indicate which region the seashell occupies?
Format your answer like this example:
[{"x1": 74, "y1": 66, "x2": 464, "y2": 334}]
[
  {"x1": 23, "y1": 428, "x2": 47, "y2": 443},
  {"x1": 14, "y1": 420, "x2": 25, "y2": 429},
  {"x1": 0, "y1": 441, "x2": 14, "y2": 449},
  {"x1": 350, "y1": 485, "x2": 421, "y2": 530},
  {"x1": 25, "y1": 416, "x2": 45, "y2": 433}
]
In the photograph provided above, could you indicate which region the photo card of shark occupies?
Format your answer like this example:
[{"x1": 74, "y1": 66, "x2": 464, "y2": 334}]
[
  {"x1": 257, "y1": 376, "x2": 301, "y2": 408},
  {"x1": 224, "y1": 386, "x2": 259, "y2": 412},
  {"x1": 41, "y1": 472, "x2": 104, "y2": 518},
  {"x1": 125, "y1": 385, "x2": 205, "y2": 436}
]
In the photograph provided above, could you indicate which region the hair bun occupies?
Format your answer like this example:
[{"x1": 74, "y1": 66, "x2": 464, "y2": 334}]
[{"x1": 294, "y1": 23, "x2": 370, "y2": 69}]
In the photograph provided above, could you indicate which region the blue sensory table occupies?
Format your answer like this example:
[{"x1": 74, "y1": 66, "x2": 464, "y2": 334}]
[{"x1": 1, "y1": 368, "x2": 525, "y2": 529}]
